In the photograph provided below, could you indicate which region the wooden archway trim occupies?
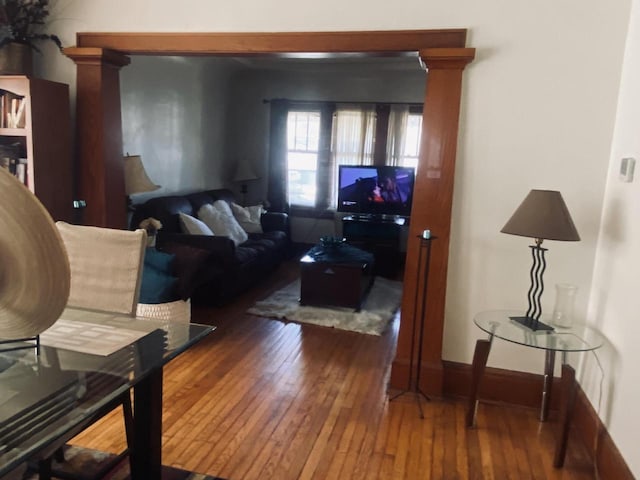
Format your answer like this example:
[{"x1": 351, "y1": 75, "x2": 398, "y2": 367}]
[
  {"x1": 75, "y1": 30, "x2": 468, "y2": 54},
  {"x1": 391, "y1": 48, "x2": 475, "y2": 396},
  {"x1": 65, "y1": 30, "x2": 475, "y2": 396}
]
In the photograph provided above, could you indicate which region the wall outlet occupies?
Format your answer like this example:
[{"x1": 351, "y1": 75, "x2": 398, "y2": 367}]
[{"x1": 620, "y1": 157, "x2": 635, "y2": 183}]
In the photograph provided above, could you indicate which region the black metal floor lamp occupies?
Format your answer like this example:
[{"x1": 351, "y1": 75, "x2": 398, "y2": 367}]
[{"x1": 389, "y1": 230, "x2": 435, "y2": 418}]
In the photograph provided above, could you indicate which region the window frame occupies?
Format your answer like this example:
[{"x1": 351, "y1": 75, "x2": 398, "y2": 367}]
[{"x1": 284, "y1": 101, "x2": 422, "y2": 217}]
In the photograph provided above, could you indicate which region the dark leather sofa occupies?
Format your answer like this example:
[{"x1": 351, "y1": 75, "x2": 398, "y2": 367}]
[{"x1": 131, "y1": 189, "x2": 290, "y2": 305}]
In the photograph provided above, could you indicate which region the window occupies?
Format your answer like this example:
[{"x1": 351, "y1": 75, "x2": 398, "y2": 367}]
[
  {"x1": 282, "y1": 102, "x2": 422, "y2": 211},
  {"x1": 398, "y1": 113, "x2": 423, "y2": 169},
  {"x1": 287, "y1": 111, "x2": 320, "y2": 207},
  {"x1": 331, "y1": 107, "x2": 376, "y2": 167}
]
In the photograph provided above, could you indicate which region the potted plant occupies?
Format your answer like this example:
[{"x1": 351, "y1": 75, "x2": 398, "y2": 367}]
[{"x1": 0, "y1": 0, "x2": 62, "y2": 76}]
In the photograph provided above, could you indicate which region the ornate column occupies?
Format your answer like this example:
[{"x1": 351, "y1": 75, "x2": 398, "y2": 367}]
[
  {"x1": 390, "y1": 48, "x2": 475, "y2": 396},
  {"x1": 63, "y1": 47, "x2": 130, "y2": 228}
]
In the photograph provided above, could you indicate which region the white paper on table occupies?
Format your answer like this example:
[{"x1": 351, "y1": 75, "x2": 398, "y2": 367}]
[{"x1": 40, "y1": 319, "x2": 150, "y2": 356}]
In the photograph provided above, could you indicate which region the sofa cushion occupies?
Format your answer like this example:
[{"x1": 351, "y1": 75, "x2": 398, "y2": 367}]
[
  {"x1": 242, "y1": 237, "x2": 276, "y2": 254},
  {"x1": 179, "y1": 212, "x2": 214, "y2": 236},
  {"x1": 186, "y1": 192, "x2": 216, "y2": 213},
  {"x1": 198, "y1": 201, "x2": 248, "y2": 246},
  {"x1": 231, "y1": 203, "x2": 265, "y2": 233},
  {"x1": 235, "y1": 245, "x2": 260, "y2": 264},
  {"x1": 131, "y1": 195, "x2": 194, "y2": 233}
]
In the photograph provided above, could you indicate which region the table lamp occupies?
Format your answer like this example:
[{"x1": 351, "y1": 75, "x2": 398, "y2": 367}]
[
  {"x1": 124, "y1": 154, "x2": 160, "y2": 209},
  {"x1": 501, "y1": 189, "x2": 580, "y2": 331},
  {"x1": 233, "y1": 160, "x2": 259, "y2": 206}
]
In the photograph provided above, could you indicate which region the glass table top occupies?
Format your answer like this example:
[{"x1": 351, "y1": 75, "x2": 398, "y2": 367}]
[
  {"x1": 0, "y1": 307, "x2": 214, "y2": 476},
  {"x1": 474, "y1": 310, "x2": 604, "y2": 352}
]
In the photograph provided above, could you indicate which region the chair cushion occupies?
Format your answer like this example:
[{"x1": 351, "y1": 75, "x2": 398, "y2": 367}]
[{"x1": 198, "y1": 201, "x2": 248, "y2": 246}]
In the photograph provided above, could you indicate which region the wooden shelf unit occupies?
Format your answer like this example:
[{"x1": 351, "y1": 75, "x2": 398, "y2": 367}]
[{"x1": 0, "y1": 76, "x2": 72, "y2": 222}]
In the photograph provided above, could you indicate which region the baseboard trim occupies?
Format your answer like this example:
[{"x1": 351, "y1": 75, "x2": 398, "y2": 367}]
[
  {"x1": 442, "y1": 361, "x2": 633, "y2": 478},
  {"x1": 571, "y1": 385, "x2": 635, "y2": 479},
  {"x1": 442, "y1": 360, "x2": 560, "y2": 410}
]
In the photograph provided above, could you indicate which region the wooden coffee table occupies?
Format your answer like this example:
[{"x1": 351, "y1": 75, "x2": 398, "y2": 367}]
[{"x1": 299, "y1": 243, "x2": 375, "y2": 311}]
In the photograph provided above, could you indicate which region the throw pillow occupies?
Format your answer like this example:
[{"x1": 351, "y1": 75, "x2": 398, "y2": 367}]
[
  {"x1": 139, "y1": 265, "x2": 179, "y2": 304},
  {"x1": 198, "y1": 201, "x2": 248, "y2": 246},
  {"x1": 144, "y1": 248, "x2": 175, "y2": 274},
  {"x1": 179, "y1": 212, "x2": 214, "y2": 236},
  {"x1": 230, "y1": 202, "x2": 265, "y2": 233}
]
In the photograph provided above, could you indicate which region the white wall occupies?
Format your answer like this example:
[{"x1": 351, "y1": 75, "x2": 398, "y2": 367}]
[
  {"x1": 587, "y1": 0, "x2": 640, "y2": 473},
  {"x1": 120, "y1": 56, "x2": 239, "y2": 205},
  {"x1": 38, "y1": 0, "x2": 635, "y2": 470}
]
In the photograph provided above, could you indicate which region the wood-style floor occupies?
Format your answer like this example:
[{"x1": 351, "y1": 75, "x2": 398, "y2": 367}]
[{"x1": 72, "y1": 260, "x2": 596, "y2": 479}]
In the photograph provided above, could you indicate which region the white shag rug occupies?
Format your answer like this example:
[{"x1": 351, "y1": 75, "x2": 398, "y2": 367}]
[{"x1": 247, "y1": 277, "x2": 403, "y2": 335}]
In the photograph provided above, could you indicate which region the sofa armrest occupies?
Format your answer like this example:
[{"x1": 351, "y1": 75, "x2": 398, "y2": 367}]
[
  {"x1": 261, "y1": 211, "x2": 289, "y2": 234},
  {"x1": 157, "y1": 232, "x2": 237, "y2": 265}
]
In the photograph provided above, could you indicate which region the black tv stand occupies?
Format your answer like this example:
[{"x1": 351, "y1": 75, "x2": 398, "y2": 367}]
[
  {"x1": 342, "y1": 215, "x2": 408, "y2": 277},
  {"x1": 345, "y1": 214, "x2": 407, "y2": 225}
]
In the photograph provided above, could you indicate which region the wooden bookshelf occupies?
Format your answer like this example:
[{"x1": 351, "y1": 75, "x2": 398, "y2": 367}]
[{"x1": 0, "y1": 76, "x2": 72, "y2": 222}]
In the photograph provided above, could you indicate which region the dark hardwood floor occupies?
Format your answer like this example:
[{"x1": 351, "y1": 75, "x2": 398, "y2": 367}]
[{"x1": 72, "y1": 258, "x2": 596, "y2": 479}]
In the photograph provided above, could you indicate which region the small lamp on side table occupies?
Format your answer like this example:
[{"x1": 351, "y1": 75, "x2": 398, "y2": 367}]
[
  {"x1": 500, "y1": 189, "x2": 580, "y2": 331},
  {"x1": 233, "y1": 159, "x2": 259, "y2": 206}
]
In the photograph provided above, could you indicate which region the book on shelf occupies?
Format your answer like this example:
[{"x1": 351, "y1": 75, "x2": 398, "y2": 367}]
[
  {"x1": 0, "y1": 156, "x2": 28, "y2": 185},
  {"x1": 0, "y1": 91, "x2": 26, "y2": 128}
]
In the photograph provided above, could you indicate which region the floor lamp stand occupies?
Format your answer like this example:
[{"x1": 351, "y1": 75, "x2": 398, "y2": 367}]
[{"x1": 389, "y1": 233, "x2": 435, "y2": 418}]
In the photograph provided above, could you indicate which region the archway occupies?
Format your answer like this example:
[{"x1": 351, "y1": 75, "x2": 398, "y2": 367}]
[{"x1": 64, "y1": 30, "x2": 475, "y2": 395}]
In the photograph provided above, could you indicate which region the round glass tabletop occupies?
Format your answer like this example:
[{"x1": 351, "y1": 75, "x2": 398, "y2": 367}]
[{"x1": 474, "y1": 310, "x2": 604, "y2": 352}]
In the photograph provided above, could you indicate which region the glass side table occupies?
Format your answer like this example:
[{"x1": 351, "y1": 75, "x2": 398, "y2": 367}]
[{"x1": 465, "y1": 310, "x2": 604, "y2": 468}]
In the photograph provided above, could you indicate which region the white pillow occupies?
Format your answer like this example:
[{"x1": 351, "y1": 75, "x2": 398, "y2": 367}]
[
  {"x1": 198, "y1": 201, "x2": 249, "y2": 246},
  {"x1": 178, "y1": 213, "x2": 214, "y2": 236},
  {"x1": 231, "y1": 202, "x2": 265, "y2": 233}
]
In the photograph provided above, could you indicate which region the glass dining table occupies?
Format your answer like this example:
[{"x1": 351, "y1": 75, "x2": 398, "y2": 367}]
[{"x1": 0, "y1": 307, "x2": 214, "y2": 479}]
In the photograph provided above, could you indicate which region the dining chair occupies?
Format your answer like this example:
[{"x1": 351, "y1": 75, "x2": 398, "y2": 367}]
[
  {"x1": 57, "y1": 222, "x2": 147, "y2": 316},
  {"x1": 36, "y1": 223, "x2": 147, "y2": 480}
]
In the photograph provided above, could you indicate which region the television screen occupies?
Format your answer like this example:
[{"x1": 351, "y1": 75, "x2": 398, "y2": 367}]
[{"x1": 337, "y1": 165, "x2": 415, "y2": 217}]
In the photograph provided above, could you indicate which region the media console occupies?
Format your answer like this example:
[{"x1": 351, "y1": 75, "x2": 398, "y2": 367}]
[{"x1": 341, "y1": 215, "x2": 408, "y2": 277}]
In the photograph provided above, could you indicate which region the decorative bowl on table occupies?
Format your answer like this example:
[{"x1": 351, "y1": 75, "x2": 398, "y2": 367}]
[{"x1": 319, "y1": 235, "x2": 346, "y2": 250}]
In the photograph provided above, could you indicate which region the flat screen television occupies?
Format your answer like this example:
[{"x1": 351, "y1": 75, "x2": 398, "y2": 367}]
[{"x1": 337, "y1": 165, "x2": 415, "y2": 218}]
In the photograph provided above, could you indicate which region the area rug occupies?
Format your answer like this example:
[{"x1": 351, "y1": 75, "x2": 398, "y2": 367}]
[
  {"x1": 23, "y1": 445, "x2": 225, "y2": 480},
  {"x1": 247, "y1": 277, "x2": 403, "y2": 335}
]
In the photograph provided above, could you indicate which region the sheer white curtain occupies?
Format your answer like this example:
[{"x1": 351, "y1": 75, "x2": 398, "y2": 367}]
[
  {"x1": 328, "y1": 105, "x2": 376, "y2": 208},
  {"x1": 386, "y1": 105, "x2": 409, "y2": 166}
]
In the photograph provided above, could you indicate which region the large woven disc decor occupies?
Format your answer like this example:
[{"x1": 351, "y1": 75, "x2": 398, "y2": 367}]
[{"x1": 0, "y1": 168, "x2": 70, "y2": 339}]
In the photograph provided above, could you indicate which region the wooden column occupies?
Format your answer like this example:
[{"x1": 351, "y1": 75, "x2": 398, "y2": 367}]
[
  {"x1": 63, "y1": 47, "x2": 130, "y2": 228},
  {"x1": 390, "y1": 48, "x2": 475, "y2": 396}
]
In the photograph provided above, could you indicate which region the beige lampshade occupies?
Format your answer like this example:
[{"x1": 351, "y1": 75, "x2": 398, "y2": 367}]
[
  {"x1": 233, "y1": 160, "x2": 259, "y2": 183},
  {"x1": 124, "y1": 155, "x2": 160, "y2": 195},
  {"x1": 501, "y1": 189, "x2": 580, "y2": 242}
]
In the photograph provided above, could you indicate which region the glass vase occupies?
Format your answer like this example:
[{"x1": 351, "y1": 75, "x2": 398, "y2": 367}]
[{"x1": 551, "y1": 284, "x2": 578, "y2": 328}]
